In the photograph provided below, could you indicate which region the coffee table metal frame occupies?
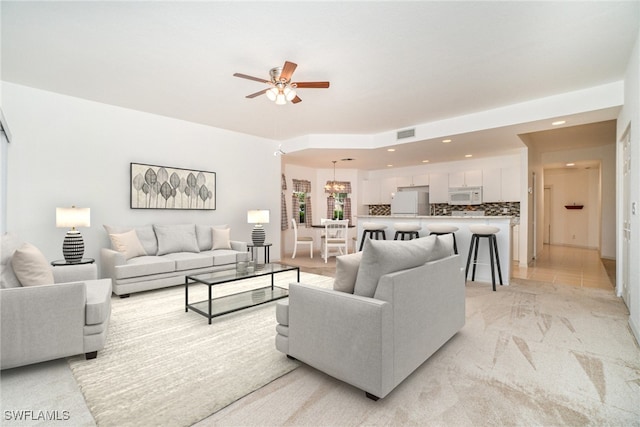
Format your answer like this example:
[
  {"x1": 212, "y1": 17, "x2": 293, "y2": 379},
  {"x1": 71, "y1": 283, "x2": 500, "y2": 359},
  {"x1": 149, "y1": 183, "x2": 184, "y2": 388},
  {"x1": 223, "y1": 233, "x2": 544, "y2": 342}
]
[{"x1": 185, "y1": 263, "x2": 299, "y2": 324}]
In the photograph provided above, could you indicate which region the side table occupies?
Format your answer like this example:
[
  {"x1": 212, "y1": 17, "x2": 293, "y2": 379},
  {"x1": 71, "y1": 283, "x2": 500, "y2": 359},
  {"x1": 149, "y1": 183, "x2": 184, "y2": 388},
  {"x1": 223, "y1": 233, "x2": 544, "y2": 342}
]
[
  {"x1": 51, "y1": 258, "x2": 95, "y2": 266},
  {"x1": 247, "y1": 244, "x2": 272, "y2": 264}
]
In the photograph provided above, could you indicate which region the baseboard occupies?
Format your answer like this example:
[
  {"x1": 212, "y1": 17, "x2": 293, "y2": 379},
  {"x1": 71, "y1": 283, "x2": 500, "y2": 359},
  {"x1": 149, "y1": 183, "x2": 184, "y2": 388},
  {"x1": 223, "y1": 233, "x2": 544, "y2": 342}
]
[{"x1": 629, "y1": 316, "x2": 640, "y2": 347}]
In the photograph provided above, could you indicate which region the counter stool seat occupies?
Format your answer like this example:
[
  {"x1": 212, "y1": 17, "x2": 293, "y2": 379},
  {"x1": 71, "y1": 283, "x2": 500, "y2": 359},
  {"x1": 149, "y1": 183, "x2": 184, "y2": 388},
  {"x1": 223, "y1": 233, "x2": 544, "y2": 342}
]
[
  {"x1": 359, "y1": 222, "x2": 387, "y2": 251},
  {"x1": 465, "y1": 225, "x2": 503, "y2": 291},
  {"x1": 427, "y1": 224, "x2": 459, "y2": 254},
  {"x1": 393, "y1": 223, "x2": 421, "y2": 240}
]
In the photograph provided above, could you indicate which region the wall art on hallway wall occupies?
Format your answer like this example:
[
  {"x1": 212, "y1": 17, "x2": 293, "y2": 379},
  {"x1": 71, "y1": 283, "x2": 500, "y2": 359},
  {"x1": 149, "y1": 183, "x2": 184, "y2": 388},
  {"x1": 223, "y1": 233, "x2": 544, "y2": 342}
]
[{"x1": 130, "y1": 163, "x2": 216, "y2": 210}]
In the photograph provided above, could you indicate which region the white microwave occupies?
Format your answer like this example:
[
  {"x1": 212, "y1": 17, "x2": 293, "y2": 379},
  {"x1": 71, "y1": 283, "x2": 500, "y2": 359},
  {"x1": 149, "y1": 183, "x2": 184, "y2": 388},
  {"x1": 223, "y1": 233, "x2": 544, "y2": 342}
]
[{"x1": 448, "y1": 187, "x2": 482, "y2": 205}]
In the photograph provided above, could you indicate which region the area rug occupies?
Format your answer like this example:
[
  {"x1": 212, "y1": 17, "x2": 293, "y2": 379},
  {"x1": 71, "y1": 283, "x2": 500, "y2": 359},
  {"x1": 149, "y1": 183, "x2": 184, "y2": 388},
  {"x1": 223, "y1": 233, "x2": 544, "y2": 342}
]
[{"x1": 67, "y1": 271, "x2": 333, "y2": 427}]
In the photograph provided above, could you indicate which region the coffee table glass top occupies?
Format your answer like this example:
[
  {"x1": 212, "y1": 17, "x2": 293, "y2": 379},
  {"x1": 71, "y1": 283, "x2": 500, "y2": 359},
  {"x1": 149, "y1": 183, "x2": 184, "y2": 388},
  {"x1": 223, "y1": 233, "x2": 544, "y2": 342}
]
[{"x1": 187, "y1": 262, "x2": 297, "y2": 285}]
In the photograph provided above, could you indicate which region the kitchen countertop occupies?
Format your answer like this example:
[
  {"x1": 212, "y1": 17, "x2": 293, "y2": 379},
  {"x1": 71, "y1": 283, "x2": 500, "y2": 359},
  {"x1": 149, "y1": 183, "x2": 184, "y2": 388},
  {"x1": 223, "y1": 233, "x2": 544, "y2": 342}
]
[{"x1": 357, "y1": 215, "x2": 514, "y2": 220}]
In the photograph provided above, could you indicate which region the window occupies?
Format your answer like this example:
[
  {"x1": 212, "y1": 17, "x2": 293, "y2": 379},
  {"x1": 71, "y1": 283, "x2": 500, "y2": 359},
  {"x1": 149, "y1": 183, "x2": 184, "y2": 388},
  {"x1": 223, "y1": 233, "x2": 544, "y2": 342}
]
[{"x1": 294, "y1": 192, "x2": 306, "y2": 224}]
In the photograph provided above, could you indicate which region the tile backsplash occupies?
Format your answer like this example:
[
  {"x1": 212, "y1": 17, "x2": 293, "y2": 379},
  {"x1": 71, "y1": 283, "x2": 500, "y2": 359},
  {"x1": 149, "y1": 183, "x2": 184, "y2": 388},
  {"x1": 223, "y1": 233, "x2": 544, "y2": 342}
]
[{"x1": 367, "y1": 202, "x2": 520, "y2": 217}]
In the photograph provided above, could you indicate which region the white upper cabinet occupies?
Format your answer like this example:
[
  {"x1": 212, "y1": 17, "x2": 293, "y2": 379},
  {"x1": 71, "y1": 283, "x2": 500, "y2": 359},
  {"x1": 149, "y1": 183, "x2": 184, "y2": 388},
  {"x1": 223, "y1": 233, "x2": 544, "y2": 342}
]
[
  {"x1": 483, "y1": 167, "x2": 520, "y2": 202},
  {"x1": 412, "y1": 173, "x2": 430, "y2": 186},
  {"x1": 428, "y1": 172, "x2": 449, "y2": 203},
  {"x1": 362, "y1": 177, "x2": 402, "y2": 204},
  {"x1": 449, "y1": 170, "x2": 482, "y2": 187},
  {"x1": 395, "y1": 176, "x2": 413, "y2": 188}
]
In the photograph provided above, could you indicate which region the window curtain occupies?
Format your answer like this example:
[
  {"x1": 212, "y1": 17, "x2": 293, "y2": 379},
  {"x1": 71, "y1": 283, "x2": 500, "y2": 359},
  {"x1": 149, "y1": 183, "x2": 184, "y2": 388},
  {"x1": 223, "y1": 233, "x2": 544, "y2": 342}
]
[
  {"x1": 292, "y1": 179, "x2": 312, "y2": 228},
  {"x1": 326, "y1": 196, "x2": 335, "y2": 219},
  {"x1": 344, "y1": 197, "x2": 352, "y2": 225},
  {"x1": 291, "y1": 194, "x2": 300, "y2": 225},
  {"x1": 281, "y1": 174, "x2": 288, "y2": 230}
]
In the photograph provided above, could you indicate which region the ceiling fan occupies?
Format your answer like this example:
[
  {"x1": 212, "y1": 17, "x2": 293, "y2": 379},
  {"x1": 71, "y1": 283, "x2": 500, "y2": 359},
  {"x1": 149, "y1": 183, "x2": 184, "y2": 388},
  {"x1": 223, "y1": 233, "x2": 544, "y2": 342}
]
[{"x1": 233, "y1": 61, "x2": 330, "y2": 105}]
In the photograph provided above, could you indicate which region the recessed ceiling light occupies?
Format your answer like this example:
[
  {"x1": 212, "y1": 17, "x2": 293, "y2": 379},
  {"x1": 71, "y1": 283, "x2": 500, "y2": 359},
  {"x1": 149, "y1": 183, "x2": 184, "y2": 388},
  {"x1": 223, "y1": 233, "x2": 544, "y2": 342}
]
[
  {"x1": 422, "y1": 160, "x2": 430, "y2": 163},
  {"x1": 465, "y1": 154, "x2": 473, "y2": 158},
  {"x1": 552, "y1": 120, "x2": 566, "y2": 126},
  {"x1": 387, "y1": 148, "x2": 396, "y2": 152},
  {"x1": 387, "y1": 164, "x2": 393, "y2": 167},
  {"x1": 442, "y1": 139, "x2": 452, "y2": 143},
  {"x1": 566, "y1": 162, "x2": 575, "y2": 167}
]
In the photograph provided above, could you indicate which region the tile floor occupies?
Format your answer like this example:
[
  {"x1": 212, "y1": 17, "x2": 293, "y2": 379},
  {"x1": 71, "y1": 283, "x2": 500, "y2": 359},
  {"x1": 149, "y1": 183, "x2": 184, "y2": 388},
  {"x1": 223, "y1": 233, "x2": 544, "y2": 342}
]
[{"x1": 283, "y1": 243, "x2": 616, "y2": 290}]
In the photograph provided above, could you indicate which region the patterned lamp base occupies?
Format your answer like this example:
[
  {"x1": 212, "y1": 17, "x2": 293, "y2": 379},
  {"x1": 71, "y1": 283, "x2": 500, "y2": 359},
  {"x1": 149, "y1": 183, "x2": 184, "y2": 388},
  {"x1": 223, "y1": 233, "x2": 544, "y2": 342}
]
[
  {"x1": 63, "y1": 230, "x2": 85, "y2": 263},
  {"x1": 251, "y1": 225, "x2": 266, "y2": 246}
]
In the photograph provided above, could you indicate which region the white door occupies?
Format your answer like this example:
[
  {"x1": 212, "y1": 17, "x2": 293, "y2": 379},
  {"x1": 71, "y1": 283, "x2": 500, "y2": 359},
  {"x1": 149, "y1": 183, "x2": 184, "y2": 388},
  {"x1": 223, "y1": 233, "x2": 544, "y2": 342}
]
[{"x1": 621, "y1": 130, "x2": 631, "y2": 303}]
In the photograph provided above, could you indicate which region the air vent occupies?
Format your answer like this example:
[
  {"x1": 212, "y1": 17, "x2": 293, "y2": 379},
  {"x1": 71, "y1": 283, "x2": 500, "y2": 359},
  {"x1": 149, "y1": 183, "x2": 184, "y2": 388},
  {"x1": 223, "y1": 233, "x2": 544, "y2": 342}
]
[{"x1": 396, "y1": 129, "x2": 415, "y2": 140}]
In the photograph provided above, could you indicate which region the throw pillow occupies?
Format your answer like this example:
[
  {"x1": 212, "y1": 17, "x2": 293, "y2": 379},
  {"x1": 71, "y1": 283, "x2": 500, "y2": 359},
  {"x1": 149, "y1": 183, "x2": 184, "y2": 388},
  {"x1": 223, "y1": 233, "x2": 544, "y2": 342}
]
[
  {"x1": 333, "y1": 251, "x2": 362, "y2": 294},
  {"x1": 1, "y1": 232, "x2": 23, "y2": 288},
  {"x1": 196, "y1": 224, "x2": 229, "y2": 251},
  {"x1": 154, "y1": 224, "x2": 200, "y2": 255},
  {"x1": 353, "y1": 235, "x2": 437, "y2": 298},
  {"x1": 104, "y1": 224, "x2": 158, "y2": 255},
  {"x1": 211, "y1": 227, "x2": 232, "y2": 250},
  {"x1": 109, "y1": 229, "x2": 147, "y2": 260},
  {"x1": 10, "y1": 242, "x2": 55, "y2": 287}
]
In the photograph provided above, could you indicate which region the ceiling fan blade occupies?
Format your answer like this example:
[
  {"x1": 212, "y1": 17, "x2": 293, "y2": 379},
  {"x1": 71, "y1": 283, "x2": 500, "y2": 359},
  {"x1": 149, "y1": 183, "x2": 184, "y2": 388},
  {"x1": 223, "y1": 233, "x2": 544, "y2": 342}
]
[
  {"x1": 294, "y1": 81, "x2": 330, "y2": 89},
  {"x1": 246, "y1": 89, "x2": 268, "y2": 98},
  {"x1": 292, "y1": 95, "x2": 302, "y2": 104},
  {"x1": 280, "y1": 61, "x2": 298, "y2": 81},
  {"x1": 233, "y1": 73, "x2": 269, "y2": 84}
]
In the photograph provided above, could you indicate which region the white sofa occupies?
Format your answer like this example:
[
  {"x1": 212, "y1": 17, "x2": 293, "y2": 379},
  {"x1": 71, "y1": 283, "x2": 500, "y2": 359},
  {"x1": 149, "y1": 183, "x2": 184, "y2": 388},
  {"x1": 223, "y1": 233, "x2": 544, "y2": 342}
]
[
  {"x1": 1, "y1": 233, "x2": 112, "y2": 370},
  {"x1": 101, "y1": 223, "x2": 248, "y2": 297},
  {"x1": 275, "y1": 234, "x2": 465, "y2": 400}
]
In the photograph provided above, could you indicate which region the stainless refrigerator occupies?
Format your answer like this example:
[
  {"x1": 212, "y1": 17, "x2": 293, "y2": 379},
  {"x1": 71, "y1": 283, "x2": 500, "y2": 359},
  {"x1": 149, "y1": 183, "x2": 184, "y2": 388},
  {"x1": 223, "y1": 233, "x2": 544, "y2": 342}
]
[{"x1": 390, "y1": 191, "x2": 429, "y2": 216}]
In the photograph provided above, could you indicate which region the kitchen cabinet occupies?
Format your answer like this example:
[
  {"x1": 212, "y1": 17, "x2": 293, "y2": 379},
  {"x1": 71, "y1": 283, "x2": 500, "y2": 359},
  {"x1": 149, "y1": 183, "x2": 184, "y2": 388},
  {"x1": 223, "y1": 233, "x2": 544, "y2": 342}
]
[
  {"x1": 362, "y1": 177, "x2": 397, "y2": 204},
  {"x1": 483, "y1": 167, "x2": 520, "y2": 202},
  {"x1": 395, "y1": 176, "x2": 413, "y2": 188},
  {"x1": 428, "y1": 172, "x2": 449, "y2": 203},
  {"x1": 449, "y1": 170, "x2": 482, "y2": 187},
  {"x1": 412, "y1": 173, "x2": 429, "y2": 186}
]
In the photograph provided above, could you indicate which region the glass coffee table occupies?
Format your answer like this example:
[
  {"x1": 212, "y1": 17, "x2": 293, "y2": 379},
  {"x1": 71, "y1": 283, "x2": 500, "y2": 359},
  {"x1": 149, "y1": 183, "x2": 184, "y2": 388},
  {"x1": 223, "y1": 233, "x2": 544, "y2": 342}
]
[{"x1": 185, "y1": 263, "x2": 299, "y2": 324}]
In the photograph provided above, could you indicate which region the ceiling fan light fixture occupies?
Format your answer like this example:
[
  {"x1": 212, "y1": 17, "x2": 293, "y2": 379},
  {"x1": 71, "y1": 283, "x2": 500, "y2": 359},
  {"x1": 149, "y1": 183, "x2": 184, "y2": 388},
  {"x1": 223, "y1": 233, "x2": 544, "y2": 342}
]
[
  {"x1": 266, "y1": 87, "x2": 278, "y2": 101},
  {"x1": 275, "y1": 94, "x2": 286, "y2": 105},
  {"x1": 284, "y1": 86, "x2": 297, "y2": 101}
]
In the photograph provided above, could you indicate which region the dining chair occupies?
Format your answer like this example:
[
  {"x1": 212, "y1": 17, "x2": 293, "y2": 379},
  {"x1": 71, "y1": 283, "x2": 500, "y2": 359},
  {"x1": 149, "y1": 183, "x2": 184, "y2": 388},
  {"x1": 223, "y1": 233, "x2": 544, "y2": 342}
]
[
  {"x1": 291, "y1": 218, "x2": 314, "y2": 259},
  {"x1": 321, "y1": 219, "x2": 349, "y2": 263}
]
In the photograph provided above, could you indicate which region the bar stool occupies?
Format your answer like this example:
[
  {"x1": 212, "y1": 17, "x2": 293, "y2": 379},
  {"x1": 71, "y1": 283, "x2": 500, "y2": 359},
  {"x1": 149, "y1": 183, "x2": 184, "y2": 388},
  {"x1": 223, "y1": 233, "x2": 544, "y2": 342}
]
[
  {"x1": 359, "y1": 222, "x2": 387, "y2": 251},
  {"x1": 393, "y1": 223, "x2": 421, "y2": 240},
  {"x1": 427, "y1": 224, "x2": 459, "y2": 254},
  {"x1": 465, "y1": 225, "x2": 503, "y2": 291}
]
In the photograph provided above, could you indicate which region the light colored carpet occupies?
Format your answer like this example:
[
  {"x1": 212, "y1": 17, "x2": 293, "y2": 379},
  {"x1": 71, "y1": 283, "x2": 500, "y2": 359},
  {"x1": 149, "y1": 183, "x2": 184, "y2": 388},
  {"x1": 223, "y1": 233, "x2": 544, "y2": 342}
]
[
  {"x1": 198, "y1": 278, "x2": 640, "y2": 426},
  {"x1": 67, "y1": 271, "x2": 334, "y2": 427}
]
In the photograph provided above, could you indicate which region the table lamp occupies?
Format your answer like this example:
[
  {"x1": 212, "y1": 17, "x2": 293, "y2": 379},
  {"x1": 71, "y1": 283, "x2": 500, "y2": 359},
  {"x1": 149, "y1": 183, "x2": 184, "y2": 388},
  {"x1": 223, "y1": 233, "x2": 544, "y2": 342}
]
[
  {"x1": 56, "y1": 206, "x2": 91, "y2": 263},
  {"x1": 247, "y1": 209, "x2": 270, "y2": 246}
]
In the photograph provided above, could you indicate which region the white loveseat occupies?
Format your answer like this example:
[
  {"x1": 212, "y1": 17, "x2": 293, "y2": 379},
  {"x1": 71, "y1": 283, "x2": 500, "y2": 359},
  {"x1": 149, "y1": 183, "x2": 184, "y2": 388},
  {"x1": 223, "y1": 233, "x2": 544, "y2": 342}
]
[
  {"x1": 1, "y1": 233, "x2": 112, "y2": 370},
  {"x1": 101, "y1": 223, "x2": 248, "y2": 297},
  {"x1": 275, "y1": 234, "x2": 465, "y2": 400}
]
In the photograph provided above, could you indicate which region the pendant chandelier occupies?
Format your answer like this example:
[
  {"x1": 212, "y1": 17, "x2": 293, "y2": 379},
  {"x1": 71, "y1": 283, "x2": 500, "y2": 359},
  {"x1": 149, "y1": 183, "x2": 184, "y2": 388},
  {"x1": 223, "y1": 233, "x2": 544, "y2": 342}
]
[{"x1": 324, "y1": 160, "x2": 345, "y2": 194}]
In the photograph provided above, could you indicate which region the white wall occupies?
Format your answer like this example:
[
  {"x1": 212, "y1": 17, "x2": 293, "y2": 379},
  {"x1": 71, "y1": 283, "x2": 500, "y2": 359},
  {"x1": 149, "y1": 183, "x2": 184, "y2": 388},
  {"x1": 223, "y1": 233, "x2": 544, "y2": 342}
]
[
  {"x1": 616, "y1": 28, "x2": 640, "y2": 344},
  {"x1": 544, "y1": 168, "x2": 600, "y2": 249},
  {"x1": 2, "y1": 83, "x2": 281, "y2": 271}
]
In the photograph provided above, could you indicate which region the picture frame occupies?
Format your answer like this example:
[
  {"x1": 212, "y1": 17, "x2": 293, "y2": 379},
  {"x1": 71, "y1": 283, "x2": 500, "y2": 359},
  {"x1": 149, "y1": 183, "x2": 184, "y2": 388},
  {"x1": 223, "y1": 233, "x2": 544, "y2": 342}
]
[{"x1": 130, "y1": 162, "x2": 216, "y2": 210}]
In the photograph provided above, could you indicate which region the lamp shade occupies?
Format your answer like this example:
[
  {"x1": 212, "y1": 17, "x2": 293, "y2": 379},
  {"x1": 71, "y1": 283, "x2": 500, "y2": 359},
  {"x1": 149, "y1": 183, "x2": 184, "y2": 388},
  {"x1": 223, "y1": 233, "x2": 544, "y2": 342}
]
[
  {"x1": 56, "y1": 207, "x2": 90, "y2": 228},
  {"x1": 247, "y1": 209, "x2": 270, "y2": 224}
]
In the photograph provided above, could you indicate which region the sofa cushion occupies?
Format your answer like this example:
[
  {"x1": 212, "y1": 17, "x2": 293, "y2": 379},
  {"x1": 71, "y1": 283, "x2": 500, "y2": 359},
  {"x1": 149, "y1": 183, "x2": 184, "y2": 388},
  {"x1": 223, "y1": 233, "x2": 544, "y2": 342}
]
[
  {"x1": 163, "y1": 252, "x2": 214, "y2": 271},
  {"x1": 212, "y1": 228, "x2": 231, "y2": 250},
  {"x1": 1, "y1": 233, "x2": 22, "y2": 288},
  {"x1": 196, "y1": 224, "x2": 228, "y2": 251},
  {"x1": 114, "y1": 256, "x2": 176, "y2": 280},
  {"x1": 276, "y1": 300, "x2": 289, "y2": 326},
  {"x1": 154, "y1": 224, "x2": 200, "y2": 256},
  {"x1": 200, "y1": 249, "x2": 239, "y2": 266},
  {"x1": 353, "y1": 235, "x2": 437, "y2": 298},
  {"x1": 109, "y1": 229, "x2": 147, "y2": 260},
  {"x1": 104, "y1": 225, "x2": 158, "y2": 255},
  {"x1": 10, "y1": 243, "x2": 55, "y2": 287},
  {"x1": 334, "y1": 251, "x2": 362, "y2": 294}
]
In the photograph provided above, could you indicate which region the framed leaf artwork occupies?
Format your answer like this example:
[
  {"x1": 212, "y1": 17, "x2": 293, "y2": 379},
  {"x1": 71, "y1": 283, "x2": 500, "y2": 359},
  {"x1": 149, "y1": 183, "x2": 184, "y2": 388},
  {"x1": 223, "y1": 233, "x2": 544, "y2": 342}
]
[{"x1": 130, "y1": 163, "x2": 216, "y2": 210}]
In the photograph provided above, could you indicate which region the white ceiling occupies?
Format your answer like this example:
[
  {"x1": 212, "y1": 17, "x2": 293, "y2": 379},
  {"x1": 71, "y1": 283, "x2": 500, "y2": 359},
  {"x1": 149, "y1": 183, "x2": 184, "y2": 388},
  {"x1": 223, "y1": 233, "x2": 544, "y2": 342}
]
[{"x1": 2, "y1": 1, "x2": 638, "y2": 169}]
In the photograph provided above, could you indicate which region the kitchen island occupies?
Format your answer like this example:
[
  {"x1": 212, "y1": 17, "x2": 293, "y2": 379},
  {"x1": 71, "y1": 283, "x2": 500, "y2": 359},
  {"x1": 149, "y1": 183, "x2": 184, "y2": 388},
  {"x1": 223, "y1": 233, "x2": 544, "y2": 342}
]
[{"x1": 356, "y1": 215, "x2": 514, "y2": 286}]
